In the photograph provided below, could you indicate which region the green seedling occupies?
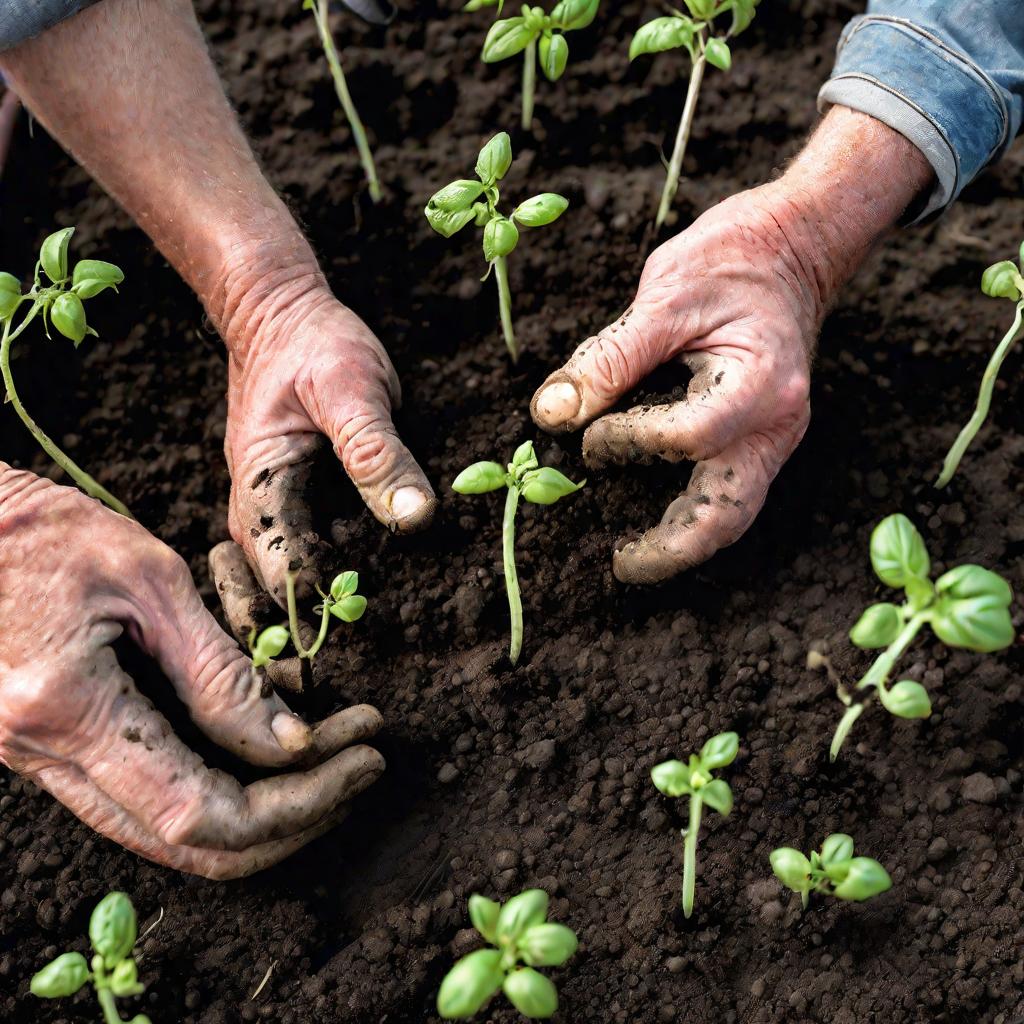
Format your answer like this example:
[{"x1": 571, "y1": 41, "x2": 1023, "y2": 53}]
[
  {"x1": 250, "y1": 569, "x2": 367, "y2": 665},
  {"x1": 0, "y1": 227, "x2": 129, "y2": 516},
  {"x1": 770, "y1": 834, "x2": 891, "y2": 909},
  {"x1": 30, "y1": 892, "x2": 151, "y2": 1024},
  {"x1": 651, "y1": 731, "x2": 738, "y2": 919},
  {"x1": 470, "y1": 0, "x2": 600, "y2": 130},
  {"x1": 437, "y1": 890, "x2": 578, "y2": 1020},
  {"x1": 425, "y1": 132, "x2": 567, "y2": 362},
  {"x1": 453, "y1": 440, "x2": 583, "y2": 665},
  {"x1": 936, "y1": 243, "x2": 1024, "y2": 487},
  {"x1": 829, "y1": 513, "x2": 1014, "y2": 762},
  {"x1": 303, "y1": 0, "x2": 382, "y2": 202},
  {"x1": 630, "y1": 0, "x2": 759, "y2": 229}
]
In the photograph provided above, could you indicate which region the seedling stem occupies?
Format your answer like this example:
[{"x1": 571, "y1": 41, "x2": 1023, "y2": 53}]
[
  {"x1": 522, "y1": 38, "x2": 538, "y2": 130},
  {"x1": 682, "y1": 793, "x2": 702, "y2": 916},
  {"x1": 656, "y1": 42, "x2": 705, "y2": 230},
  {"x1": 494, "y1": 256, "x2": 517, "y2": 359},
  {"x1": 502, "y1": 483, "x2": 524, "y2": 663}
]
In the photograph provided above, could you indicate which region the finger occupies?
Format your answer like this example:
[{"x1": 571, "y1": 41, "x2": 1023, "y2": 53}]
[
  {"x1": 34, "y1": 762, "x2": 353, "y2": 880},
  {"x1": 531, "y1": 304, "x2": 674, "y2": 433},
  {"x1": 612, "y1": 433, "x2": 793, "y2": 585},
  {"x1": 0, "y1": 89, "x2": 19, "y2": 180}
]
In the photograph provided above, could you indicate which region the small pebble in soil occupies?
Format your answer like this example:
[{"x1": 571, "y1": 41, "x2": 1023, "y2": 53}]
[{"x1": 961, "y1": 772, "x2": 998, "y2": 804}]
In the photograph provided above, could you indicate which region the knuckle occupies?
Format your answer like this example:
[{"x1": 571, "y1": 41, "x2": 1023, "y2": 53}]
[{"x1": 337, "y1": 412, "x2": 398, "y2": 486}]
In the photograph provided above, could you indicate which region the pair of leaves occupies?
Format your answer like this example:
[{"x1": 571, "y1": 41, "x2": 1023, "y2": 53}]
[
  {"x1": 453, "y1": 454, "x2": 583, "y2": 506},
  {"x1": 981, "y1": 240, "x2": 1024, "y2": 301},
  {"x1": 650, "y1": 731, "x2": 738, "y2": 812},
  {"x1": 438, "y1": 953, "x2": 559, "y2": 1019},
  {"x1": 770, "y1": 836, "x2": 891, "y2": 903}
]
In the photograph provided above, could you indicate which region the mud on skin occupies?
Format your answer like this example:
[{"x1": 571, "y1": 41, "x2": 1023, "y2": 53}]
[{"x1": 3, "y1": 0, "x2": 1024, "y2": 1021}]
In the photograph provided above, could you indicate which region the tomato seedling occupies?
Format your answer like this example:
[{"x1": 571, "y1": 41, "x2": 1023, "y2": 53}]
[
  {"x1": 30, "y1": 892, "x2": 151, "y2": 1024},
  {"x1": 303, "y1": 0, "x2": 382, "y2": 202},
  {"x1": 651, "y1": 731, "x2": 738, "y2": 918},
  {"x1": 437, "y1": 889, "x2": 578, "y2": 1020},
  {"x1": 0, "y1": 227, "x2": 129, "y2": 516},
  {"x1": 250, "y1": 569, "x2": 367, "y2": 666},
  {"x1": 829, "y1": 513, "x2": 1014, "y2": 762},
  {"x1": 630, "y1": 0, "x2": 759, "y2": 229},
  {"x1": 425, "y1": 132, "x2": 568, "y2": 362},
  {"x1": 935, "y1": 243, "x2": 1024, "y2": 488},
  {"x1": 453, "y1": 440, "x2": 583, "y2": 665},
  {"x1": 770, "y1": 834, "x2": 891, "y2": 909},
  {"x1": 471, "y1": 0, "x2": 600, "y2": 130}
]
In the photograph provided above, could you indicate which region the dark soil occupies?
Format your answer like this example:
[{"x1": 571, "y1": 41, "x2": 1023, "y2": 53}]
[{"x1": 3, "y1": 1, "x2": 1024, "y2": 1022}]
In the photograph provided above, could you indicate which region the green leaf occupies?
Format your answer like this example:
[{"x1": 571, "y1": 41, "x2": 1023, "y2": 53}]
[
  {"x1": 518, "y1": 922, "x2": 579, "y2": 967},
  {"x1": 71, "y1": 259, "x2": 124, "y2": 299},
  {"x1": 437, "y1": 949, "x2": 504, "y2": 1019},
  {"x1": 482, "y1": 17, "x2": 535, "y2": 62},
  {"x1": 770, "y1": 848, "x2": 812, "y2": 893},
  {"x1": 849, "y1": 602, "x2": 902, "y2": 649},
  {"x1": 0, "y1": 272, "x2": 21, "y2": 320},
  {"x1": 464, "y1": 0, "x2": 500, "y2": 9},
  {"x1": 483, "y1": 218, "x2": 519, "y2": 262},
  {"x1": 51, "y1": 292, "x2": 88, "y2": 346},
  {"x1": 539, "y1": 32, "x2": 569, "y2": 81},
  {"x1": 429, "y1": 179, "x2": 487, "y2": 213},
  {"x1": 476, "y1": 132, "x2": 513, "y2": 184},
  {"x1": 252, "y1": 625, "x2": 290, "y2": 665},
  {"x1": 330, "y1": 570, "x2": 360, "y2": 601},
  {"x1": 503, "y1": 968, "x2": 558, "y2": 1018},
  {"x1": 650, "y1": 759, "x2": 691, "y2": 797},
  {"x1": 935, "y1": 564, "x2": 1012, "y2": 606},
  {"x1": 425, "y1": 203, "x2": 477, "y2": 239},
  {"x1": 932, "y1": 594, "x2": 1015, "y2": 653},
  {"x1": 30, "y1": 952, "x2": 90, "y2": 999},
  {"x1": 879, "y1": 679, "x2": 932, "y2": 719},
  {"x1": 453, "y1": 461, "x2": 508, "y2": 494},
  {"x1": 109, "y1": 958, "x2": 144, "y2": 998},
  {"x1": 699, "y1": 778, "x2": 733, "y2": 816},
  {"x1": 550, "y1": 0, "x2": 599, "y2": 31},
  {"x1": 981, "y1": 260, "x2": 1021, "y2": 301},
  {"x1": 831, "y1": 856, "x2": 892, "y2": 901},
  {"x1": 729, "y1": 0, "x2": 759, "y2": 35},
  {"x1": 704, "y1": 37, "x2": 731, "y2": 70},
  {"x1": 520, "y1": 466, "x2": 585, "y2": 505},
  {"x1": 869, "y1": 514, "x2": 930, "y2": 588},
  {"x1": 496, "y1": 889, "x2": 548, "y2": 943},
  {"x1": 819, "y1": 833, "x2": 854, "y2": 866},
  {"x1": 40, "y1": 227, "x2": 75, "y2": 283},
  {"x1": 90, "y1": 893, "x2": 137, "y2": 968},
  {"x1": 903, "y1": 574, "x2": 935, "y2": 612},
  {"x1": 682, "y1": 0, "x2": 714, "y2": 17},
  {"x1": 330, "y1": 594, "x2": 367, "y2": 623},
  {"x1": 468, "y1": 894, "x2": 502, "y2": 944},
  {"x1": 513, "y1": 193, "x2": 569, "y2": 227},
  {"x1": 629, "y1": 16, "x2": 695, "y2": 61},
  {"x1": 699, "y1": 731, "x2": 739, "y2": 769},
  {"x1": 512, "y1": 440, "x2": 538, "y2": 470}
]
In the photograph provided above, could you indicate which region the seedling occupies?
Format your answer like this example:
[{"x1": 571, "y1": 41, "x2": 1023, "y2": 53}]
[
  {"x1": 829, "y1": 513, "x2": 1014, "y2": 762},
  {"x1": 452, "y1": 440, "x2": 583, "y2": 665},
  {"x1": 936, "y1": 243, "x2": 1024, "y2": 487},
  {"x1": 651, "y1": 731, "x2": 738, "y2": 918},
  {"x1": 770, "y1": 834, "x2": 891, "y2": 909},
  {"x1": 30, "y1": 892, "x2": 151, "y2": 1023},
  {"x1": 437, "y1": 890, "x2": 578, "y2": 1020},
  {"x1": 250, "y1": 569, "x2": 367, "y2": 666},
  {"x1": 425, "y1": 132, "x2": 567, "y2": 361},
  {"x1": 471, "y1": 0, "x2": 600, "y2": 130},
  {"x1": 303, "y1": 0, "x2": 382, "y2": 202},
  {"x1": 630, "y1": 0, "x2": 759, "y2": 229},
  {"x1": 0, "y1": 227, "x2": 129, "y2": 516}
]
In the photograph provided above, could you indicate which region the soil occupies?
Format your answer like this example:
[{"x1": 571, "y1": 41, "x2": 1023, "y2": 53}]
[{"x1": 3, "y1": 1, "x2": 1024, "y2": 1022}]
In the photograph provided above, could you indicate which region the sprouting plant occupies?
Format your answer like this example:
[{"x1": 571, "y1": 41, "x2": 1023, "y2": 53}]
[
  {"x1": 630, "y1": 0, "x2": 759, "y2": 229},
  {"x1": 829, "y1": 513, "x2": 1014, "y2": 762},
  {"x1": 30, "y1": 892, "x2": 151, "y2": 1024},
  {"x1": 770, "y1": 834, "x2": 892, "y2": 909},
  {"x1": 470, "y1": 0, "x2": 600, "y2": 130},
  {"x1": 651, "y1": 731, "x2": 738, "y2": 919},
  {"x1": 452, "y1": 440, "x2": 583, "y2": 665},
  {"x1": 437, "y1": 890, "x2": 578, "y2": 1020},
  {"x1": 0, "y1": 227, "x2": 129, "y2": 517},
  {"x1": 250, "y1": 570, "x2": 367, "y2": 666},
  {"x1": 425, "y1": 132, "x2": 567, "y2": 362},
  {"x1": 303, "y1": 0, "x2": 382, "y2": 202},
  {"x1": 935, "y1": 244, "x2": 1024, "y2": 488}
]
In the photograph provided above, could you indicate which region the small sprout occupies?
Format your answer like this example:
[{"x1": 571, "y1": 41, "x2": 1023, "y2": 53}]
[
  {"x1": 437, "y1": 890, "x2": 578, "y2": 1020},
  {"x1": 453, "y1": 440, "x2": 583, "y2": 664},
  {"x1": 630, "y1": 0, "x2": 759, "y2": 229},
  {"x1": 0, "y1": 228, "x2": 129, "y2": 517},
  {"x1": 770, "y1": 834, "x2": 892, "y2": 909},
  {"x1": 303, "y1": 0, "x2": 382, "y2": 202},
  {"x1": 30, "y1": 892, "x2": 152, "y2": 1023},
  {"x1": 426, "y1": 133, "x2": 567, "y2": 362},
  {"x1": 828, "y1": 514, "x2": 1014, "y2": 762},
  {"x1": 651, "y1": 730, "x2": 738, "y2": 918},
  {"x1": 935, "y1": 242, "x2": 1024, "y2": 487},
  {"x1": 473, "y1": 0, "x2": 601, "y2": 130}
]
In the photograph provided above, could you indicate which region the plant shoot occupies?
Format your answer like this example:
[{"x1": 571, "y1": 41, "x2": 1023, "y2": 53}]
[{"x1": 770, "y1": 834, "x2": 891, "y2": 908}]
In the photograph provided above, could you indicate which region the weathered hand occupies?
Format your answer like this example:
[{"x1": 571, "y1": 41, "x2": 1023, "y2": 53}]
[{"x1": 0, "y1": 465, "x2": 385, "y2": 879}]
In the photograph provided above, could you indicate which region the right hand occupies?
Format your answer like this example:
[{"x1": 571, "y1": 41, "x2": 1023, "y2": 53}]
[{"x1": 0, "y1": 465, "x2": 384, "y2": 879}]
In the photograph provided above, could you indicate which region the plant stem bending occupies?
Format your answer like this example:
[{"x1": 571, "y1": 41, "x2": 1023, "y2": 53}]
[{"x1": 656, "y1": 45, "x2": 706, "y2": 230}]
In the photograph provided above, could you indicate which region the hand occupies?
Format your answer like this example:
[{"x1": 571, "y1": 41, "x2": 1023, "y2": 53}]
[{"x1": 0, "y1": 465, "x2": 385, "y2": 879}]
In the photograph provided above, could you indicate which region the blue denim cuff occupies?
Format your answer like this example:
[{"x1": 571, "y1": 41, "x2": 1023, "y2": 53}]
[
  {"x1": 0, "y1": 0, "x2": 98, "y2": 51},
  {"x1": 818, "y1": 15, "x2": 1011, "y2": 222}
]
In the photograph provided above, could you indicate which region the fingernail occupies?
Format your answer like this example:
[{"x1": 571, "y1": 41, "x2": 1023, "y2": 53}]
[
  {"x1": 272, "y1": 712, "x2": 312, "y2": 753},
  {"x1": 535, "y1": 381, "x2": 581, "y2": 425},
  {"x1": 391, "y1": 486, "x2": 428, "y2": 521}
]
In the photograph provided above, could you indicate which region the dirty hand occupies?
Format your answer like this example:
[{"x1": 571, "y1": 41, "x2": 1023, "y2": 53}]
[
  {"x1": 0, "y1": 464, "x2": 385, "y2": 879},
  {"x1": 531, "y1": 107, "x2": 933, "y2": 584}
]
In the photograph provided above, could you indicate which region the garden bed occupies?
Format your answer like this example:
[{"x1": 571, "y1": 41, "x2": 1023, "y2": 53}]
[{"x1": 2, "y1": 1, "x2": 1024, "y2": 1021}]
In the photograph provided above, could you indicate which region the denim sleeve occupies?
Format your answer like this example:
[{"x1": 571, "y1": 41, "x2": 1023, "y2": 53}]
[
  {"x1": 818, "y1": 1, "x2": 1024, "y2": 221},
  {"x1": 0, "y1": 0, "x2": 99, "y2": 52}
]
